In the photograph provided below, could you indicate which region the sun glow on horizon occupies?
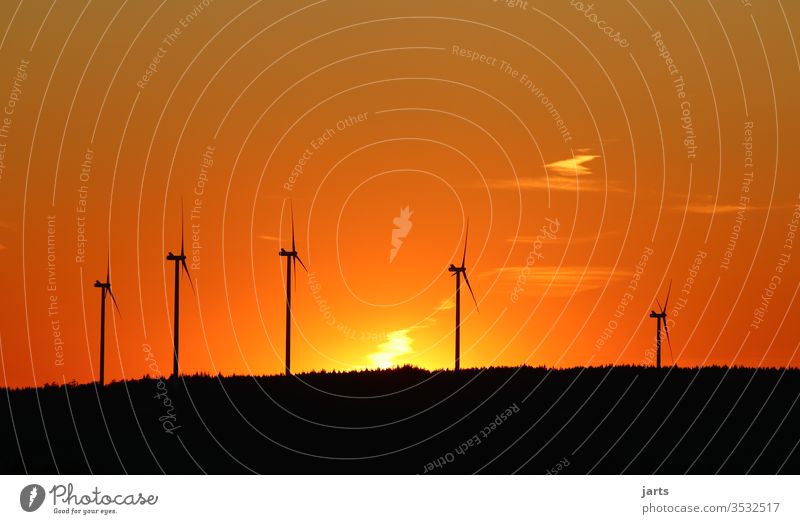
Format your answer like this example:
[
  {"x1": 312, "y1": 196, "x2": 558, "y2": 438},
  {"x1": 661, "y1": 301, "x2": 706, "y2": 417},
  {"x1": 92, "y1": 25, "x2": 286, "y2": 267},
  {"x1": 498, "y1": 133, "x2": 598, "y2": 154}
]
[{"x1": 368, "y1": 329, "x2": 414, "y2": 369}]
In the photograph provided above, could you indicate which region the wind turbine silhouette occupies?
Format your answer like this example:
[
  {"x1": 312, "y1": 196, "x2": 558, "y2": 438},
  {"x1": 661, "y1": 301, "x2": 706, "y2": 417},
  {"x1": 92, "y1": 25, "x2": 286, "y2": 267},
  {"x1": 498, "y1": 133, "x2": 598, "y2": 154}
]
[
  {"x1": 166, "y1": 202, "x2": 195, "y2": 379},
  {"x1": 94, "y1": 257, "x2": 121, "y2": 387},
  {"x1": 448, "y1": 219, "x2": 479, "y2": 371},
  {"x1": 649, "y1": 280, "x2": 673, "y2": 369},
  {"x1": 279, "y1": 203, "x2": 307, "y2": 376}
]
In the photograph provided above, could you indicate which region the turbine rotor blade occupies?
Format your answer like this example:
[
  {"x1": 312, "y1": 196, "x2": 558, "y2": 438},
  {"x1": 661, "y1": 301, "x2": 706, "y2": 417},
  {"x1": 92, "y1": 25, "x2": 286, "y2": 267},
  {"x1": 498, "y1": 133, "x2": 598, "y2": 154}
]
[
  {"x1": 106, "y1": 255, "x2": 110, "y2": 284},
  {"x1": 294, "y1": 254, "x2": 308, "y2": 272},
  {"x1": 108, "y1": 289, "x2": 122, "y2": 317},
  {"x1": 463, "y1": 271, "x2": 479, "y2": 313},
  {"x1": 656, "y1": 298, "x2": 663, "y2": 312},
  {"x1": 663, "y1": 280, "x2": 672, "y2": 313},
  {"x1": 181, "y1": 198, "x2": 186, "y2": 257},
  {"x1": 291, "y1": 201, "x2": 296, "y2": 253},
  {"x1": 181, "y1": 258, "x2": 196, "y2": 294},
  {"x1": 461, "y1": 218, "x2": 469, "y2": 267}
]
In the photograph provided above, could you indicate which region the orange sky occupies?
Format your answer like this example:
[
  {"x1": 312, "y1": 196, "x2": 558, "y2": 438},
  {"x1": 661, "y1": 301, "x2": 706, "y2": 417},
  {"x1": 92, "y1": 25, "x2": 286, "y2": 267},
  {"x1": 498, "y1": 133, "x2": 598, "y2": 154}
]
[{"x1": 1, "y1": 0, "x2": 799, "y2": 388}]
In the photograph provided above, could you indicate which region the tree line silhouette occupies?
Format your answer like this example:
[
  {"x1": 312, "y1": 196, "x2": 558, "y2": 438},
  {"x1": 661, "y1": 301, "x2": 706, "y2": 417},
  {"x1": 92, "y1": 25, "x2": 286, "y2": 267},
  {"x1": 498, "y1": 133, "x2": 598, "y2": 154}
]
[{"x1": 1, "y1": 365, "x2": 797, "y2": 474}]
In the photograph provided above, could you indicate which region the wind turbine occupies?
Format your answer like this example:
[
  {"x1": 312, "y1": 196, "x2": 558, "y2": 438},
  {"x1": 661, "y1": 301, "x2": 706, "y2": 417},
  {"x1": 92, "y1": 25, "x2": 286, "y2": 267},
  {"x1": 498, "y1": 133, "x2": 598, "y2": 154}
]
[
  {"x1": 649, "y1": 280, "x2": 673, "y2": 369},
  {"x1": 94, "y1": 258, "x2": 121, "y2": 387},
  {"x1": 166, "y1": 203, "x2": 194, "y2": 379},
  {"x1": 279, "y1": 203, "x2": 307, "y2": 376},
  {"x1": 448, "y1": 219, "x2": 479, "y2": 371}
]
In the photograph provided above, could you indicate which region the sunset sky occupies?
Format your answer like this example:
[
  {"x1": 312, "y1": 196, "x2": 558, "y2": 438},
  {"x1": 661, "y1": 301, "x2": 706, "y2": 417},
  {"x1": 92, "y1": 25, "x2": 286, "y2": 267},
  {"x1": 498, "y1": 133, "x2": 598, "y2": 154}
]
[{"x1": 0, "y1": 0, "x2": 798, "y2": 388}]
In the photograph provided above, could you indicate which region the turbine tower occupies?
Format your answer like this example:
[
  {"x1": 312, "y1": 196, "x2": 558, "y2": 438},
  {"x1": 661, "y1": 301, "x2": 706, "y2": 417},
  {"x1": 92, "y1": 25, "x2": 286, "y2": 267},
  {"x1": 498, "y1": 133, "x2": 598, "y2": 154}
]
[
  {"x1": 166, "y1": 203, "x2": 194, "y2": 379},
  {"x1": 279, "y1": 203, "x2": 307, "y2": 376},
  {"x1": 448, "y1": 219, "x2": 479, "y2": 371},
  {"x1": 649, "y1": 281, "x2": 673, "y2": 369},
  {"x1": 93, "y1": 258, "x2": 121, "y2": 387}
]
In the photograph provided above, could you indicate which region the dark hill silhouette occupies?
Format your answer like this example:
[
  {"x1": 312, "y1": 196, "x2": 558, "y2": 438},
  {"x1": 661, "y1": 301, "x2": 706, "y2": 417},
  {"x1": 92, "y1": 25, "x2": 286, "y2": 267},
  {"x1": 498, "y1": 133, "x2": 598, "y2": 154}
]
[{"x1": 1, "y1": 365, "x2": 798, "y2": 474}]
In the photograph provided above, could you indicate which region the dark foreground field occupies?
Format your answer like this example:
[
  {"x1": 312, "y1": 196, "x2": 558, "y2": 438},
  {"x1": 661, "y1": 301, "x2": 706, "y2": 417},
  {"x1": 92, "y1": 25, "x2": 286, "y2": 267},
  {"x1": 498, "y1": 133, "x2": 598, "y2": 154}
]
[{"x1": 1, "y1": 366, "x2": 798, "y2": 474}]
